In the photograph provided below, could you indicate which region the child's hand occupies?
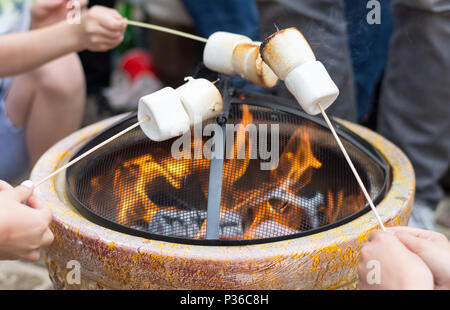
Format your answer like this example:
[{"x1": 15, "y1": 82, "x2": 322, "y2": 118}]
[
  {"x1": 74, "y1": 6, "x2": 126, "y2": 52},
  {"x1": 0, "y1": 181, "x2": 54, "y2": 262},
  {"x1": 31, "y1": 0, "x2": 89, "y2": 29},
  {"x1": 358, "y1": 230, "x2": 434, "y2": 290},
  {"x1": 389, "y1": 226, "x2": 450, "y2": 290}
]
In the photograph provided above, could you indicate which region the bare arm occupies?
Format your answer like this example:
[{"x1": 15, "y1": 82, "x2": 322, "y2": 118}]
[
  {"x1": 0, "y1": 5, "x2": 126, "y2": 78},
  {"x1": 0, "y1": 21, "x2": 81, "y2": 77}
]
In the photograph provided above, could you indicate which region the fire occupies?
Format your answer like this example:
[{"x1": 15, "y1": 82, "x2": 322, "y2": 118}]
[{"x1": 87, "y1": 105, "x2": 365, "y2": 239}]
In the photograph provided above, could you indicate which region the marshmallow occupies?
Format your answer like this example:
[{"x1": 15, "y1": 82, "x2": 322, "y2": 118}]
[
  {"x1": 203, "y1": 31, "x2": 252, "y2": 75},
  {"x1": 176, "y1": 78, "x2": 223, "y2": 124},
  {"x1": 232, "y1": 41, "x2": 278, "y2": 88},
  {"x1": 260, "y1": 27, "x2": 316, "y2": 80},
  {"x1": 138, "y1": 87, "x2": 190, "y2": 141},
  {"x1": 231, "y1": 42, "x2": 255, "y2": 78},
  {"x1": 285, "y1": 61, "x2": 339, "y2": 115}
]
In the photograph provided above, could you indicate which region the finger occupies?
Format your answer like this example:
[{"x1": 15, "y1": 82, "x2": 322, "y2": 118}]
[
  {"x1": 8, "y1": 184, "x2": 34, "y2": 203},
  {"x1": 0, "y1": 251, "x2": 19, "y2": 260},
  {"x1": 367, "y1": 230, "x2": 389, "y2": 242},
  {"x1": 90, "y1": 24, "x2": 125, "y2": 40},
  {"x1": 27, "y1": 194, "x2": 48, "y2": 212},
  {"x1": 41, "y1": 228, "x2": 54, "y2": 247},
  {"x1": 99, "y1": 12, "x2": 126, "y2": 31},
  {"x1": 23, "y1": 249, "x2": 41, "y2": 262},
  {"x1": 78, "y1": 0, "x2": 89, "y2": 9},
  {"x1": 40, "y1": 207, "x2": 53, "y2": 226},
  {"x1": 357, "y1": 262, "x2": 368, "y2": 289},
  {"x1": 27, "y1": 195, "x2": 53, "y2": 224},
  {"x1": 92, "y1": 37, "x2": 124, "y2": 51},
  {"x1": 394, "y1": 232, "x2": 428, "y2": 254},
  {"x1": 0, "y1": 180, "x2": 13, "y2": 191},
  {"x1": 37, "y1": 0, "x2": 64, "y2": 10},
  {"x1": 389, "y1": 226, "x2": 447, "y2": 242}
]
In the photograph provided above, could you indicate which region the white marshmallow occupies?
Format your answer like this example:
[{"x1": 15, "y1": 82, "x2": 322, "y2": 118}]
[
  {"x1": 203, "y1": 31, "x2": 252, "y2": 75},
  {"x1": 138, "y1": 87, "x2": 190, "y2": 141},
  {"x1": 285, "y1": 61, "x2": 339, "y2": 115},
  {"x1": 176, "y1": 78, "x2": 223, "y2": 124},
  {"x1": 261, "y1": 27, "x2": 316, "y2": 80}
]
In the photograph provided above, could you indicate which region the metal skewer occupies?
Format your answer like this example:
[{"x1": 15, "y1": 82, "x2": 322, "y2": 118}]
[{"x1": 318, "y1": 104, "x2": 386, "y2": 231}]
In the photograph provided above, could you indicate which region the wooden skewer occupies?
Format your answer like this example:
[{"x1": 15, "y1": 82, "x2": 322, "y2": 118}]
[
  {"x1": 126, "y1": 20, "x2": 208, "y2": 43},
  {"x1": 35, "y1": 117, "x2": 150, "y2": 188},
  {"x1": 34, "y1": 73, "x2": 219, "y2": 188},
  {"x1": 318, "y1": 104, "x2": 386, "y2": 231}
]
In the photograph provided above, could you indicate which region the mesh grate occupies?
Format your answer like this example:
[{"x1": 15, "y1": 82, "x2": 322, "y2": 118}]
[{"x1": 66, "y1": 100, "x2": 389, "y2": 245}]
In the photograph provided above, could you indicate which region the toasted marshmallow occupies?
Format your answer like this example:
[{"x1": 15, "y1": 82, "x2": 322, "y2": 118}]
[
  {"x1": 285, "y1": 61, "x2": 339, "y2": 115},
  {"x1": 176, "y1": 78, "x2": 223, "y2": 124},
  {"x1": 232, "y1": 41, "x2": 278, "y2": 88},
  {"x1": 231, "y1": 42, "x2": 255, "y2": 78},
  {"x1": 138, "y1": 87, "x2": 190, "y2": 141},
  {"x1": 203, "y1": 31, "x2": 252, "y2": 75},
  {"x1": 260, "y1": 27, "x2": 316, "y2": 80}
]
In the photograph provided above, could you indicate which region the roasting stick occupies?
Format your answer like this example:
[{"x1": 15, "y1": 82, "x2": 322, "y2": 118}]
[
  {"x1": 35, "y1": 117, "x2": 150, "y2": 188},
  {"x1": 126, "y1": 20, "x2": 208, "y2": 43},
  {"x1": 318, "y1": 104, "x2": 386, "y2": 232},
  {"x1": 34, "y1": 74, "x2": 220, "y2": 188}
]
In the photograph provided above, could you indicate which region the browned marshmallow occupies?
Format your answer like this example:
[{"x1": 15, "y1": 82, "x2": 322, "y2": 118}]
[
  {"x1": 261, "y1": 27, "x2": 316, "y2": 80},
  {"x1": 204, "y1": 32, "x2": 278, "y2": 88},
  {"x1": 261, "y1": 27, "x2": 339, "y2": 115},
  {"x1": 232, "y1": 42, "x2": 278, "y2": 88}
]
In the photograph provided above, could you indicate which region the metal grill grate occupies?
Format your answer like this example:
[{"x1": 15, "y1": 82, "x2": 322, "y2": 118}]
[{"x1": 66, "y1": 91, "x2": 390, "y2": 245}]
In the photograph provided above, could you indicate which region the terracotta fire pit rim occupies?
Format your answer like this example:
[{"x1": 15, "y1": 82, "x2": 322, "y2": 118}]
[{"x1": 30, "y1": 114, "x2": 414, "y2": 260}]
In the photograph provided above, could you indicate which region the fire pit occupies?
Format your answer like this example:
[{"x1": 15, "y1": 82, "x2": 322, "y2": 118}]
[{"x1": 31, "y1": 89, "x2": 414, "y2": 289}]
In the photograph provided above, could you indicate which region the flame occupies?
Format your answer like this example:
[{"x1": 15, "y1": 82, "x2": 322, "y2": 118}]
[
  {"x1": 223, "y1": 104, "x2": 253, "y2": 185},
  {"x1": 87, "y1": 105, "x2": 366, "y2": 239}
]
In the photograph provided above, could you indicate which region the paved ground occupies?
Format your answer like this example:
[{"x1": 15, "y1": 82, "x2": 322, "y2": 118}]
[
  {"x1": 1, "y1": 196, "x2": 449, "y2": 290},
  {"x1": 0, "y1": 251, "x2": 52, "y2": 290}
]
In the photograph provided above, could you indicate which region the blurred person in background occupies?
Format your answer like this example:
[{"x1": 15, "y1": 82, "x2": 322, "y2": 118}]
[
  {"x1": 377, "y1": 0, "x2": 450, "y2": 230},
  {"x1": 257, "y1": 0, "x2": 450, "y2": 230},
  {"x1": 143, "y1": 0, "x2": 261, "y2": 89},
  {"x1": 256, "y1": 0, "x2": 359, "y2": 122}
]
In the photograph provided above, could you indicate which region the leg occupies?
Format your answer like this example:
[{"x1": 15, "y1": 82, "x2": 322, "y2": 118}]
[
  {"x1": 6, "y1": 53, "x2": 86, "y2": 166},
  {"x1": 257, "y1": 0, "x2": 357, "y2": 121},
  {"x1": 377, "y1": 0, "x2": 450, "y2": 227}
]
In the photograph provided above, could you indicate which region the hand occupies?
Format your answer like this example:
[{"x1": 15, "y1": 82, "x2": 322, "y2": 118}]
[
  {"x1": 72, "y1": 5, "x2": 126, "y2": 52},
  {"x1": 358, "y1": 230, "x2": 434, "y2": 290},
  {"x1": 389, "y1": 226, "x2": 450, "y2": 289},
  {"x1": 0, "y1": 181, "x2": 54, "y2": 262},
  {"x1": 31, "y1": 0, "x2": 88, "y2": 29}
]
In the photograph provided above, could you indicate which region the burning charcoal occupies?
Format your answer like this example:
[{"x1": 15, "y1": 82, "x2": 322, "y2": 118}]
[
  {"x1": 250, "y1": 220, "x2": 298, "y2": 238},
  {"x1": 148, "y1": 209, "x2": 243, "y2": 239},
  {"x1": 294, "y1": 192, "x2": 324, "y2": 229},
  {"x1": 149, "y1": 209, "x2": 207, "y2": 238},
  {"x1": 261, "y1": 188, "x2": 324, "y2": 230}
]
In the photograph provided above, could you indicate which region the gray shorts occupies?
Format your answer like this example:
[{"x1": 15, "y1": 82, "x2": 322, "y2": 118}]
[{"x1": 0, "y1": 78, "x2": 29, "y2": 183}]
